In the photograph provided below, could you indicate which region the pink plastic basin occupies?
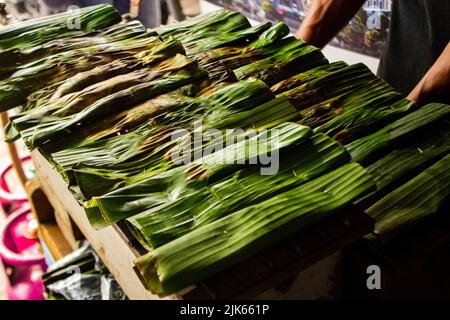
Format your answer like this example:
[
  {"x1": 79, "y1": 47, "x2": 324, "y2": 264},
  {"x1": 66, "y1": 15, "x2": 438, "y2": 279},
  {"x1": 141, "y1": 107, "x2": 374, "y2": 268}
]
[
  {"x1": 0, "y1": 206, "x2": 46, "y2": 300},
  {"x1": 0, "y1": 156, "x2": 31, "y2": 211}
]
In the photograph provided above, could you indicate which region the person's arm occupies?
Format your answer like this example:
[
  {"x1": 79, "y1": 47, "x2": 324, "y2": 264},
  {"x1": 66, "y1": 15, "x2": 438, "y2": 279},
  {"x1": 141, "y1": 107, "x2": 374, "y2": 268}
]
[
  {"x1": 295, "y1": 0, "x2": 366, "y2": 48},
  {"x1": 407, "y1": 41, "x2": 450, "y2": 105}
]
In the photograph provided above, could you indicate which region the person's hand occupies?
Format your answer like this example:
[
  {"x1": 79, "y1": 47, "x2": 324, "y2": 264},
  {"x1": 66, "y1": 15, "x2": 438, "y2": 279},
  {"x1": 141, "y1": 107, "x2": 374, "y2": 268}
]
[
  {"x1": 294, "y1": 0, "x2": 366, "y2": 49},
  {"x1": 407, "y1": 41, "x2": 450, "y2": 105},
  {"x1": 407, "y1": 71, "x2": 443, "y2": 105},
  {"x1": 295, "y1": 26, "x2": 316, "y2": 46}
]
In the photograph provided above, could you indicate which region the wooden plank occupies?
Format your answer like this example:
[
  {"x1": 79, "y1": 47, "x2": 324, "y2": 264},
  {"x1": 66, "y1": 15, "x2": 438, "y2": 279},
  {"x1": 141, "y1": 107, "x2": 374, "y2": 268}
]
[
  {"x1": 26, "y1": 179, "x2": 79, "y2": 250},
  {"x1": 1, "y1": 112, "x2": 27, "y2": 189},
  {"x1": 52, "y1": 207, "x2": 80, "y2": 249},
  {"x1": 39, "y1": 223, "x2": 73, "y2": 260},
  {"x1": 31, "y1": 150, "x2": 178, "y2": 300},
  {"x1": 25, "y1": 179, "x2": 54, "y2": 223}
]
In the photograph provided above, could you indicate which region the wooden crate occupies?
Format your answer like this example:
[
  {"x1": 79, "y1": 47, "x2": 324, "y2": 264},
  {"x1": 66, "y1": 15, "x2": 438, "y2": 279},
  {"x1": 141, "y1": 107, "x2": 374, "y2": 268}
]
[
  {"x1": 31, "y1": 151, "x2": 163, "y2": 300},
  {"x1": 31, "y1": 150, "x2": 374, "y2": 300}
]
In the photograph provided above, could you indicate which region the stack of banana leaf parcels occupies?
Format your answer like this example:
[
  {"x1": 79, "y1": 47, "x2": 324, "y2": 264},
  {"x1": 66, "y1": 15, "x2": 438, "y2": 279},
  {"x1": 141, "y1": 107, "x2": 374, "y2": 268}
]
[{"x1": 2, "y1": 5, "x2": 449, "y2": 296}]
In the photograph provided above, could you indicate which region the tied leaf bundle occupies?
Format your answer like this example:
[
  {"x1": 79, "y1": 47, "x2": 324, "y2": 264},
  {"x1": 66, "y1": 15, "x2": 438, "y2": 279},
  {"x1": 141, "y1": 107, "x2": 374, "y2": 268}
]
[
  {"x1": 366, "y1": 123, "x2": 450, "y2": 193},
  {"x1": 0, "y1": 20, "x2": 150, "y2": 79},
  {"x1": 48, "y1": 79, "x2": 276, "y2": 197},
  {"x1": 347, "y1": 103, "x2": 450, "y2": 163},
  {"x1": 184, "y1": 22, "x2": 273, "y2": 55},
  {"x1": 0, "y1": 4, "x2": 121, "y2": 51},
  {"x1": 314, "y1": 98, "x2": 415, "y2": 143},
  {"x1": 278, "y1": 63, "x2": 400, "y2": 131},
  {"x1": 366, "y1": 154, "x2": 450, "y2": 244},
  {"x1": 154, "y1": 9, "x2": 251, "y2": 44},
  {"x1": 0, "y1": 35, "x2": 163, "y2": 112},
  {"x1": 134, "y1": 163, "x2": 375, "y2": 296},
  {"x1": 85, "y1": 123, "x2": 313, "y2": 227},
  {"x1": 126, "y1": 133, "x2": 350, "y2": 250},
  {"x1": 193, "y1": 22, "x2": 290, "y2": 83},
  {"x1": 20, "y1": 60, "x2": 208, "y2": 150},
  {"x1": 7, "y1": 39, "x2": 186, "y2": 139},
  {"x1": 233, "y1": 37, "x2": 328, "y2": 86}
]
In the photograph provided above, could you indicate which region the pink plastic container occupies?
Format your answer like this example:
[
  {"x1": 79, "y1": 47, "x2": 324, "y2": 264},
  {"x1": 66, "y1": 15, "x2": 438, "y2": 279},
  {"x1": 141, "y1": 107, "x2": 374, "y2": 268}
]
[
  {"x1": 0, "y1": 156, "x2": 31, "y2": 213},
  {"x1": 0, "y1": 206, "x2": 46, "y2": 300}
]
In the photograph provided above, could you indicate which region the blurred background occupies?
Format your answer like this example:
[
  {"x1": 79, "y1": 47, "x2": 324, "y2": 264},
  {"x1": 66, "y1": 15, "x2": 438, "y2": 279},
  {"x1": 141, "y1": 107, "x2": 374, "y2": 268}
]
[{"x1": 0, "y1": 0, "x2": 200, "y2": 27}]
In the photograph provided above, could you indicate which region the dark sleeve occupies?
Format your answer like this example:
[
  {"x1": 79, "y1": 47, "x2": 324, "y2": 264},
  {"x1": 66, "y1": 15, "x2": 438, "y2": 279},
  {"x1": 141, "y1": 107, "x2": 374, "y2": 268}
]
[{"x1": 378, "y1": 0, "x2": 450, "y2": 96}]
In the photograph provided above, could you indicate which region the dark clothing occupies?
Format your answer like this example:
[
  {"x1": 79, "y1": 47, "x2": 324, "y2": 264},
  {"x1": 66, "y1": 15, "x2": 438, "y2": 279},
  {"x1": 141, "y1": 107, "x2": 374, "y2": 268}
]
[
  {"x1": 378, "y1": 0, "x2": 450, "y2": 96},
  {"x1": 113, "y1": 0, "x2": 130, "y2": 14},
  {"x1": 79, "y1": 1, "x2": 130, "y2": 15},
  {"x1": 138, "y1": 0, "x2": 169, "y2": 28}
]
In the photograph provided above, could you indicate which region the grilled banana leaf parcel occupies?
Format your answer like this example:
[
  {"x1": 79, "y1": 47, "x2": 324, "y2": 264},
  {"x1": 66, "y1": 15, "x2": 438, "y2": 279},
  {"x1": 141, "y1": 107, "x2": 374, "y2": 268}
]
[
  {"x1": 279, "y1": 63, "x2": 387, "y2": 111},
  {"x1": 134, "y1": 163, "x2": 375, "y2": 296},
  {"x1": 3, "y1": 7, "x2": 447, "y2": 299},
  {"x1": 184, "y1": 22, "x2": 273, "y2": 55},
  {"x1": 154, "y1": 9, "x2": 250, "y2": 44},
  {"x1": 0, "y1": 36, "x2": 163, "y2": 112},
  {"x1": 366, "y1": 123, "x2": 450, "y2": 193},
  {"x1": 85, "y1": 123, "x2": 313, "y2": 227},
  {"x1": 19, "y1": 62, "x2": 208, "y2": 150},
  {"x1": 47, "y1": 79, "x2": 275, "y2": 192},
  {"x1": 0, "y1": 4, "x2": 121, "y2": 51},
  {"x1": 271, "y1": 61, "x2": 349, "y2": 95},
  {"x1": 7, "y1": 42, "x2": 187, "y2": 137},
  {"x1": 366, "y1": 154, "x2": 450, "y2": 244},
  {"x1": 347, "y1": 103, "x2": 450, "y2": 163},
  {"x1": 126, "y1": 133, "x2": 351, "y2": 250},
  {"x1": 0, "y1": 21, "x2": 149, "y2": 79},
  {"x1": 315, "y1": 98, "x2": 415, "y2": 143},
  {"x1": 233, "y1": 37, "x2": 327, "y2": 85},
  {"x1": 193, "y1": 22, "x2": 290, "y2": 83}
]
